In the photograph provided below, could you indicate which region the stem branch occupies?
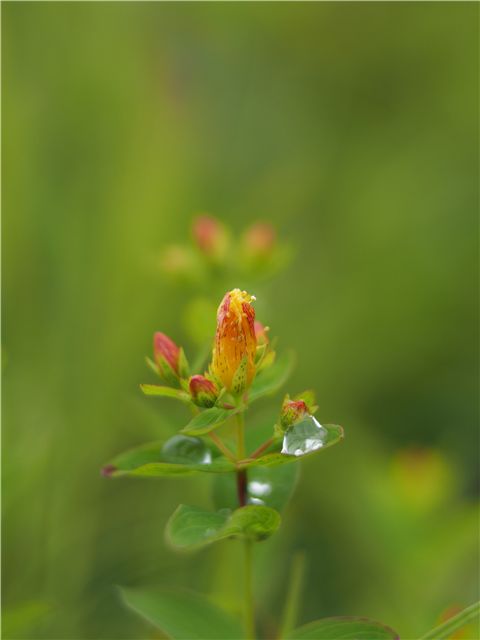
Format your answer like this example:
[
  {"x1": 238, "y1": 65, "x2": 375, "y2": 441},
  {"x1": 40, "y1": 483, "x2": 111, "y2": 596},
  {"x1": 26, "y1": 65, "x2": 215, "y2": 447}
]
[
  {"x1": 249, "y1": 437, "x2": 275, "y2": 460},
  {"x1": 208, "y1": 432, "x2": 236, "y2": 463}
]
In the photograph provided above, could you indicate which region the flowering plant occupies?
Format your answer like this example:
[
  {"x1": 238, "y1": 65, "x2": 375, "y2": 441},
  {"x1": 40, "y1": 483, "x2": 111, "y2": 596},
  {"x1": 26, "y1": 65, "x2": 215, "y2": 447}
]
[{"x1": 104, "y1": 218, "x2": 478, "y2": 640}]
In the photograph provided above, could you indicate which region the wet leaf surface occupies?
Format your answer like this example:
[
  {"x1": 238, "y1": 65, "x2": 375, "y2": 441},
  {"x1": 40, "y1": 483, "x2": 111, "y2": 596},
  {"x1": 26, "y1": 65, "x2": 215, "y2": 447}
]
[{"x1": 166, "y1": 504, "x2": 281, "y2": 549}]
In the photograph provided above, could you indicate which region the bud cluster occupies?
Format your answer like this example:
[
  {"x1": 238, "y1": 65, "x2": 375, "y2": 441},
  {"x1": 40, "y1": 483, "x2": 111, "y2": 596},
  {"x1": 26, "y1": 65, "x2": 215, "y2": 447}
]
[
  {"x1": 159, "y1": 214, "x2": 288, "y2": 282},
  {"x1": 146, "y1": 288, "x2": 276, "y2": 410}
]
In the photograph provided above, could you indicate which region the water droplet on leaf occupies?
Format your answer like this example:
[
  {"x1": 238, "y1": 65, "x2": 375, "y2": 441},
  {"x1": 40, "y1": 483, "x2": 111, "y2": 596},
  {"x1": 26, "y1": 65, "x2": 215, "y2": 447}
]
[
  {"x1": 162, "y1": 434, "x2": 212, "y2": 465},
  {"x1": 281, "y1": 415, "x2": 328, "y2": 457}
]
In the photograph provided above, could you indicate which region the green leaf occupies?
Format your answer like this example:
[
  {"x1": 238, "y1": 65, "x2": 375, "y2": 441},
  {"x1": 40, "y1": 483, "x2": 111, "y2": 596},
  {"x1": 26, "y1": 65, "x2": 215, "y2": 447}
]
[
  {"x1": 240, "y1": 424, "x2": 344, "y2": 469},
  {"x1": 145, "y1": 356, "x2": 159, "y2": 377},
  {"x1": 166, "y1": 504, "x2": 281, "y2": 550},
  {"x1": 231, "y1": 355, "x2": 249, "y2": 395},
  {"x1": 420, "y1": 601, "x2": 480, "y2": 640},
  {"x1": 178, "y1": 347, "x2": 190, "y2": 379},
  {"x1": 249, "y1": 350, "x2": 295, "y2": 403},
  {"x1": 213, "y1": 463, "x2": 299, "y2": 512},
  {"x1": 181, "y1": 407, "x2": 239, "y2": 436},
  {"x1": 287, "y1": 617, "x2": 399, "y2": 639},
  {"x1": 120, "y1": 587, "x2": 243, "y2": 640},
  {"x1": 140, "y1": 384, "x2": 190, "y2": 403},
  {"x1": 103, "y1": 435, "x2": 235, "y2": 478}
]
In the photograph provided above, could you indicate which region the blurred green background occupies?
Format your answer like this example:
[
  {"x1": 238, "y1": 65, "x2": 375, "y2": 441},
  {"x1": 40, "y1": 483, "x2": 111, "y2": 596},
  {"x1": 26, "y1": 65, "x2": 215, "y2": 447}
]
[{"x1": 3, "y1": 2, "x2": 479, "y2": 639}]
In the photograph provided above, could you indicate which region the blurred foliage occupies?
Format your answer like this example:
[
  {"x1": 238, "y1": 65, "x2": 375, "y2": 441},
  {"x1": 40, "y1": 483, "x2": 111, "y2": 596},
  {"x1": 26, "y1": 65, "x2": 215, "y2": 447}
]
[{"x1": 2, "y1": 2, "x2": 478, "y2": 639}]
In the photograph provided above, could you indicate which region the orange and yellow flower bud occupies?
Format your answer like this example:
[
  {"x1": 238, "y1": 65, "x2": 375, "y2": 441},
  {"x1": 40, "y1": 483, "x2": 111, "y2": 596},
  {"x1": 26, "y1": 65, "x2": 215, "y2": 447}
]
[
  {"x1": 211, "y1": 289, "x2": 257, "y2": 394},
  {"x1": 189, "y1": 374, "x2": 218, "y2": 408}
]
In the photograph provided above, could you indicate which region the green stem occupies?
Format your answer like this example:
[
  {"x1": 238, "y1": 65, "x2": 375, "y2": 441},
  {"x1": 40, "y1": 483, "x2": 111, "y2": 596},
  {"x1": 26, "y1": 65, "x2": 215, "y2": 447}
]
[
  {"x1": 236, "y1": 413, "x2": 255, "y2": 639},
  {"x1": 208, "y1": 432, "x2": 236, "y2": 463},
  {"x1": 278, "y1": 551, "x2": 306, "y2": 639},
  {"x1": 244, "y1": 539, "x2": 255, "y2": 640},
  {"x1": 249, "y1": 437, "x2": 275, "y2": 460},
  {"x1": 420, "y1": 601, "x2": 480, "y2": 640},
  {"x1": 236, "y1": 413, "x2": 246, "y2": 460}
]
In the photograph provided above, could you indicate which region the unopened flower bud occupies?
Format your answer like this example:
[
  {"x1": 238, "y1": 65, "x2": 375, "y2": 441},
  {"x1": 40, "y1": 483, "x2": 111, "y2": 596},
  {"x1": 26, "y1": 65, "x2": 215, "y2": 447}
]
[
  {"x1": 189, "y1": 375, "x2": 218, "y2": 408},
  {"x1": 154, "y1": 332, "x2": 183, "y2": 383},
  {"x1": 243, "y1": 222, "x2": 276, "y2": 258},
  {"x1": 211, "y1": 289, "x2": 257, "y2": 394},
  {"x1": 280, "y1": 399, "x2": 309, "y2": 430},
  {"x1": 192, "y1": 215, "x2": 229, "y2": 260}
]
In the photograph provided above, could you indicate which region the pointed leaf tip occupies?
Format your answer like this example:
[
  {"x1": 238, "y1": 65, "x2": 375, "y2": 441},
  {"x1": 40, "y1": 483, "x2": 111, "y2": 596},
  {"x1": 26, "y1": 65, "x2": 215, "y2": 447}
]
[{"x1": 101, "y1": 464, "x2": 117, "y2": 477}]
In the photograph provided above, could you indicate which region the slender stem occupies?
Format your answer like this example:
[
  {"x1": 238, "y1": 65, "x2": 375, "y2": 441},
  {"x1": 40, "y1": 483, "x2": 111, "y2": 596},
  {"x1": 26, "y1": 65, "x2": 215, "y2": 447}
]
[
  {"x1": 244, "y1": 539, "x2": 255, "y2": 640},
  {"x1": 208, "y1": 432, "x2": 236, "y2": 463},
  {"x1": 278, "y1": 552, "x2": 306, "y2": 639},
  {"x1": 236, "y1": 469, "x2": 247, "y2": 506},
  {"x1": 249, "y1": 437, "x2": 275, "y2": 460},
  {"x1": 236, "y1": 412, "x2": 255, "y2": 639},
  {"x1": 236, "y1": 413, "x2": 248, "y2": 505},
  {"x1": 420, "y1": 601, "x2": 480, "y2": 640},
  {"x1": 236, "y1": 413, "x2": 246, "y2": 460}
]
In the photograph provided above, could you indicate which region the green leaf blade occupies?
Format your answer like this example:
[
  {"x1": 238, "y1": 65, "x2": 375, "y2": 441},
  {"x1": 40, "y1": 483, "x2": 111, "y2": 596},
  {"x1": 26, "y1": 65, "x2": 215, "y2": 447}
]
[
  {"x1": 181, "y1": 407, "x2": 238, "y2": 436},
  {"x1": 166, "y1": 504, "x2": 281, "y2": 550},
  {"x1": 140, "y1": 384, "x2": 190, "y2": 403},
  {"x1": 121, "y1": 587, "x2": 243, "y2": 640},
  {"x1": 240, "y1": 424, "x2": 344, "y2": 469},
  {"x1": 287, "y1": 617, "x2": 399, "y2": 640},
  {"x1": 103, "y1": 435, "x2": 235, "y2": 478}
]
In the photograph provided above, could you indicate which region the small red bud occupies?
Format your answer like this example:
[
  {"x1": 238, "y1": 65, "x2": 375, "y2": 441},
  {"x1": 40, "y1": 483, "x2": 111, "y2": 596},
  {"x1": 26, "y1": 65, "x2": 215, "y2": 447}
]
[
  {"x1": 243, "y1": 222, "x2": 276, "y2": 258},
  {"x1": 192, "y1": 216, "x2": 229, "y2": 260},
  {"x1": 154, "y1": 332, "x2": 181, "y2": 379},
  {"x1": 189, "y1": 375, "x2": 218, "y2": 408},
  {"x1": 280, "y1": 399, "x2": 309, "y2": 430}
]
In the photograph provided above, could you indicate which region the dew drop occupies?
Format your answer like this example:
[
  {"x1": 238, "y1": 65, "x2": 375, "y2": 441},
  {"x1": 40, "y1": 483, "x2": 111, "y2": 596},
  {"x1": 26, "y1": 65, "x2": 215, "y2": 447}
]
[
  {"x1": 281, "y1": 415, "x2": 328, "y2": 457},
  {"x1": 162, "y1": 435, "x2": 212, "y2": 465}
]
